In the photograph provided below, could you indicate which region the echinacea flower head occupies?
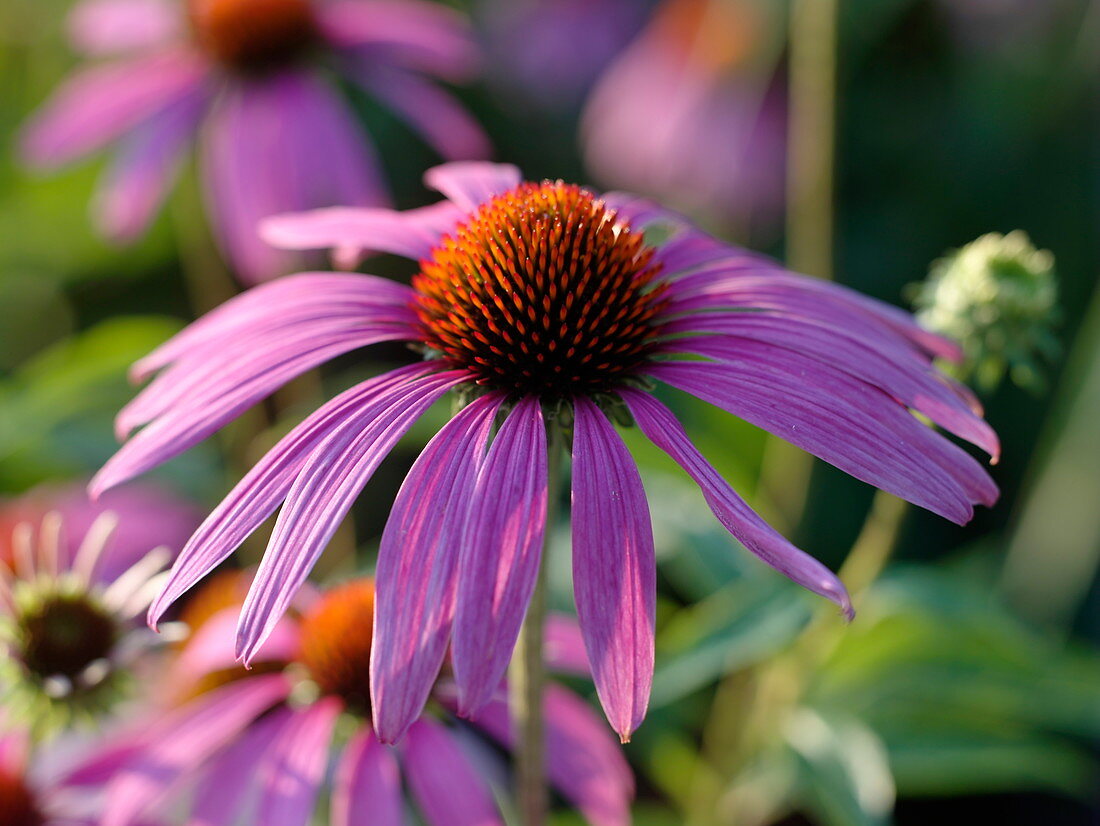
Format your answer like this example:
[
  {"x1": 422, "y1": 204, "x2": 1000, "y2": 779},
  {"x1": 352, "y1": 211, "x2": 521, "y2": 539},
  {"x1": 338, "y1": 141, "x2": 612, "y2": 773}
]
[
  {"x1": 95, "y1": 577, "x2": 632, "y2": 826},
  {"x1": 21, "y1": 0, "x2": 488, "y2": 284},
  {"x1": 92, "y1": 161, "x2": 999, "y2": 743},
  {"x1": 0, "y1": 512, "x2": 179, "y2": 736}
]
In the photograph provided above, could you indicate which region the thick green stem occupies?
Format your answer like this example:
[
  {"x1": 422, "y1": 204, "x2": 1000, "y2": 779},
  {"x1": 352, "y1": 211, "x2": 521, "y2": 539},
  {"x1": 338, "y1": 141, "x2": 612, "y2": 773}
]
[{"x1": 509, "y1": 426, "x2": 563, "y2": 825}]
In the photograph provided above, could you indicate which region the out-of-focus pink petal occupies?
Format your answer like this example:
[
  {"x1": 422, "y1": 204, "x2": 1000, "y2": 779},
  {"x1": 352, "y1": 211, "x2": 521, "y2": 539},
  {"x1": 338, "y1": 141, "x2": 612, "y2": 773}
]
[
  {"x1": 200, "y1": 70, "x2": 386, "y2": 284},
  {"x1": 67, "y1": 0, "x2": 180, "y2": 56},
  {"x1": 93, "y1": 88, "x2": 205, "y2": 241},
  {"x1": 400, "y1": 719, "x2": 504, "y2": 826},
  {"x1": 235, "y1": 372, "x2": 466, "y2": 664},
  {"x1": 20, "y1": 48, "x2": 206, "y2": 168},
  {"x1": 319, "y1": 0, "x2": 479, "y2": 80},
  {"x1": 621, "y1": 389, "x2": 852, "y2": 617},
  {"x1": 255, "y1": 698, "x2": 341, "y2": 826},
  {"x1": 423, "y1": 162, "x2": 521, "y2": 212},
  {"x1": 543, "y1": 612, "x2": 590, "y2": 676},
  {"x1": 145, "y1": 364, "x2": 436, "y2": 628},
  {"x1": 173, "y1": 606, "x2": 299, "y2": 687},
  {"x1": 466, "y1": 685, "x2": 634, "y2": 826},
  {"x1": 347, "y1": 64, "x2": 490, "y2": 161},
  {"x1": 571, "y1": 397, "x2": 655, "y2": 743},
  {"x1": 332, "y1": 728, "x2": 405, "y2": 826},
  {"x1": 101, "y1": 675, "x2": 290, "y2": 826},
  {"x1": 370, "y1": 394, "x2": 503, "y2": 744},
  {"x1": 453, "y1": 397, "x2": 547, "y2": 716},
  {"x1": 188, "y1": 707, "x2": 291, "y2": 826}
]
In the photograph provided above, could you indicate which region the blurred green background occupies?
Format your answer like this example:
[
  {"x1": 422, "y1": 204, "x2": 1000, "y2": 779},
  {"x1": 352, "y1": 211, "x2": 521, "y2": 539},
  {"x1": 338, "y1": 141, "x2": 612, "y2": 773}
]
[{"x1": 1, "y1": 0, "x2": 1098, "y2": 824}]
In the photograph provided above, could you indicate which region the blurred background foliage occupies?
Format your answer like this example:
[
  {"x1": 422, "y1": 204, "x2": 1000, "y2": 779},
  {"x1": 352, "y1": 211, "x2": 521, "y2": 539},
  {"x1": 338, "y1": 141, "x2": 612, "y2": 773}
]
[{"x1": 1, "y1": 0, "x2": 1098, "y2": 823}]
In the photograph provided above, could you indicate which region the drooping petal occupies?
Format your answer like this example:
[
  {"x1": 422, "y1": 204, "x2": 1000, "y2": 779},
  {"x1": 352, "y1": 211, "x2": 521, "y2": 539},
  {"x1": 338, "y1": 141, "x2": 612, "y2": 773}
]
[
  {"x1": 146, "y1": 364, "x2": 440, "y2": 627},
  {"x1": 171, "y1": 605, "x2": 299, "y2": 687},
  {"x1": 255, "y1": 698, "x2": 342, "y2": 826},
  {"x1": 423, "y1": 162, "x2": 521, "y2": 212},
  {"x1": 187, "y1": 707, "x2": 291, "y2": 826},
  {"x1": 67, "y1": 0, "x2": 180, "y2": 56},
  {"x1": 465, "y1": 685, "x2": 634, "y2": 826},
  {"x1": 332, "y1": 729, "x2": 404, "y2": 826},
  {"x1": 648, "y1": 359, "x2": 989, "y2": 524},
  {"x1": 400, "y1": 719, "x2": 504, "y2": 826},
  {"x1": 201, "y1": 70, "x2": 386, "y2": 284},
  {"x1": 370, "y1": 394, "x2": 504, "y2": 743},
  {"x1": 571, "y1": 396, "x2": 655, "y2": 742},
  {"x1": 101, "y1": 675, "x2": 290, "y2": 826},
  {"x1": 621, "y1": 389, "x2": 852, "y2": 617},
  {"x1": 20, "y1": 48, "x2": 206, "y2": 168},
  {"x1": 235, "y1": 372, "x2": 467, "y2": 663},
  {"x1": 318, "y1": 0, "x2": 479, "y2": 80},
  {"x1": 452, "y1": 396, "x2": 547, "y2": 716},
  {"x1": 347, "y1": 63, "x2": 490, "y2": 161},
  {"x1": 93, "y1": 88, "x2": 205, "y2": 241}
]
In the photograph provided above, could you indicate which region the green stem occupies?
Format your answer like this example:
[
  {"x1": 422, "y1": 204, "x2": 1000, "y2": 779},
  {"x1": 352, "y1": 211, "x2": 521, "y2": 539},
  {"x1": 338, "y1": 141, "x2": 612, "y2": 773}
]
[{"x1": 509, "y1": 426, "x2": 563, "y2": 826}]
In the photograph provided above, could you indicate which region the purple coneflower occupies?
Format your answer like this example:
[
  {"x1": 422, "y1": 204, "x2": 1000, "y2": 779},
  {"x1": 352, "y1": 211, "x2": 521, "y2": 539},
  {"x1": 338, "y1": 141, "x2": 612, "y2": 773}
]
[
  {"x1": 21, "y1": 0, "x2": 488, "y2": 284},
  {"x1": 0, "y1": 510, "x2": 181, "y2": 735},
  {"x1": 95, "y1": 578, "x2": 632, "y2": 826},
  {"x1": 91, "y1": 161, "x2": 999, "y2": 742}
]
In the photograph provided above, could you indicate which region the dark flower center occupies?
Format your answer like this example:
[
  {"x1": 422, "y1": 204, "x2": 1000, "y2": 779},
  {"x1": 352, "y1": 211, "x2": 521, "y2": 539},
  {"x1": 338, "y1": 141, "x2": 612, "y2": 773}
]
[
  {"x1": 413, "y1": 182, "x2": 668, "y2": 398},
  {"x1": 0, "y1": 768, "x2": 43, "y2": 826},
  {"x1": 296, "y1": 580, "x2": 375, "y2": 715},
  {"x1": 188, "y1": 0, "x2": 318, "y2": 71},
  {"x1": 17, "y1": 593, "x2": 118, "y2": 682}
]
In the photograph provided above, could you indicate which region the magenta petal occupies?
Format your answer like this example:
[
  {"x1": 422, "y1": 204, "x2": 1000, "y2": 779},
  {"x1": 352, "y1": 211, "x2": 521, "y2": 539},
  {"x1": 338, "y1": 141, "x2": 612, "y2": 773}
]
[
  {"x1": 401, "y1": 718, "x2": 504, "y2": 826},
  {"x1": 20, "y1": 48, "x2": 206, "y2": 168},
  {"x1": 468, "y1": 685, "x2": 634, "y2": 826},
  {"x1": 348, "y1": 64, "x2": 490, "y2": 161},
  {"x1": 370, "y1": 394, "x2": 504, "y2": 744},
  {"x1": 453, "y1": 396, "x2": 547, "y2": 716},
  {"x1": 621, "y1": 389, "x2": 852, "y2": 617},
  {"x1": 67, "y1": 0, "x2": 180, "y2": 55},
  {"x1": 146, "y1": 364, "x2": 437, "y2": 628},
  {"x1": 235, "y1": 372, "x2": 466, "y2": 663},
  {"x1": 255, "y1": 698, "x2": 341, "y2": 826},
  {"x1": 571, "y1": 396, "x2": 655, "y2": 742},
  {"x1": 423, "y1": 162, "x2": 522, "y2": 212},
  {"x1": 201, "y1": 70, "x2": 386, "y2": 284},
  {"x1": 101, "y1": 675, "x2": 290, "y2": 826},
  {"x1": 543, "y1": 612, "x2": 591, "y2": 676},
  {"x1": 93, "y1": 88, "x2": 205, "y2": 241},
  {"x1": 332, "y1": 729, "x2": 405, "y2": 826},
  {"x1": 172, "y1": 606, "x2": 299, "y2": 685},
  {"x1": 188, "y1": 707, "x2": 291, "y2": 826}
]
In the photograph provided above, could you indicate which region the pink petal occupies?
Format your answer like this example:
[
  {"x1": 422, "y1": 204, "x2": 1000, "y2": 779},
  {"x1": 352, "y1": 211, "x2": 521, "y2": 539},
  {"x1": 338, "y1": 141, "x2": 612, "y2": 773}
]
[
  {"x1": 401, "y1": 719, "x2": 504, "y2": 826},
  {"x1": 101, "y1": 675, "x2": 290, "y2": 826},
  {"x1": 370, "y1": 394, "x2": 504, "y2": 743},
  {"x1": 93, "y1": 88, "x2": 205, "y2": 241},
  {"x1": 235, "y1": 372, "x2": 467, "y2": 663},
  {"x1": 423, "y1": 162, "x2": 521, "y2": 212},
  {"x1": 172, "y1": 605, "x2": 299, "y2": 687},
  {"x1": 543, "y1": 612, "x2": 591, "y2": 676},
  {"x1": 20, "y1": 48, "x2": 206, "y2": 168},
  {"x1": 255, "y1": 698, "x2": 342, "y2": 826},
  {"x1": 145, "y1": 364, "x2": 436, "y2": 628},
  {"x1": 621, "y1": 389, "x2": 852, "y2": 617},
  {"x1": 332, "y1": 729, "x2": 405, "y2": 826},
  {"x1": 571, "y1": 396, "x2": 655, "y2": 742},
  {"x1": 200, "y1": 70, "x2": 387, "y2": 284},
  {"x1": 453, "y1": 396, "x2": 548, "y2": 715},
  {"x1": 67, "y1": 0, "x2": 180, "y2": 56}
]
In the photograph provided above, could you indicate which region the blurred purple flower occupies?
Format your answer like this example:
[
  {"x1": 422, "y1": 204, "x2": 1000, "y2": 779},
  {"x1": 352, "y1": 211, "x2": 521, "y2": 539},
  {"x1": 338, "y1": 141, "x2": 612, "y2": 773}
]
[
  {"x1": 0, "y1": 482, "x2": 201, "y2": 584},
  {"x1": 20, "y1": 0, "x2": 489, "y2": 284},
  {"x1": 91, "y1": 161, "x2": 997, "y2": 742},
  {"x1": 91, "y1": 579, "x2": 632, "y2": 826},
  {"x1": 581, "y1": 0, "x2": 787, "y2": 235},
  {"x1": 475, "y1": 0, "x2": 650, "y2": 110}
]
